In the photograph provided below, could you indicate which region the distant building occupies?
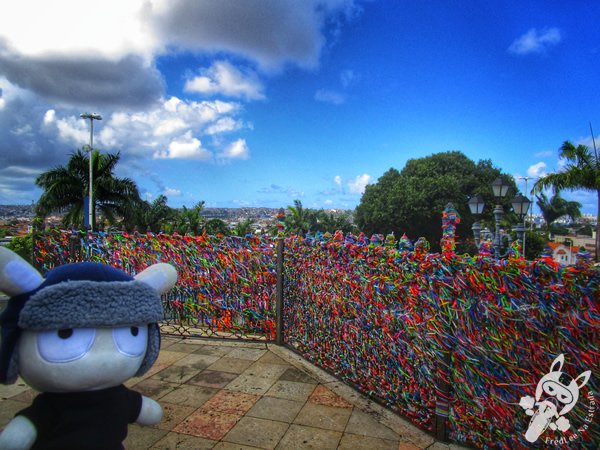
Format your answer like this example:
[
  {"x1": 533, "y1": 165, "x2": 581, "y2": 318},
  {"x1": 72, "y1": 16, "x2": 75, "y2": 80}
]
[
  {"x1": 546, "y1": 242, "x2": 577, "y2": 265},
  {"x1": 551, "y1": 233, "x2": 596, "y2": 262}
]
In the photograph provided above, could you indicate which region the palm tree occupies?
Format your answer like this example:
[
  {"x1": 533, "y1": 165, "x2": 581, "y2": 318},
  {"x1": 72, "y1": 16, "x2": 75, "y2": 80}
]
[
  {"x1": 174, "y1": 201, "x2": 205, "y2": 235},
  {"x1": 36, "y1": 149, "x2": 141, "y2": 230},
  {"x1": 535, "y1": 192, "x2": 582, "y2": 233},
  {"x1": 233, "y1": 218, "x2": 254, "y2": 236},
  {"x1": 285, "y1": 200, "x2": 310, "y2": 235},
  {"x1": 533, "y1": 140, "x2": 600, "y2": 260}
]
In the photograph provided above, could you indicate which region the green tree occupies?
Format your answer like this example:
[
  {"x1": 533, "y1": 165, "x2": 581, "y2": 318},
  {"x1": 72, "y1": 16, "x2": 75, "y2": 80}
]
[
  {"x1": 130, "y1": 195, "x2": 175, "y2": 233},
  {"x1": 355, "y1": 151, "x2": 517, "y2": 251},
  {"x1": 535, "y1": 192, "x2": 581, "y2": 234},
  {"x1": 36, "y1": 149, "x2": 141, "y2": 230},
  {"x1": 533, "y1": 140, "x2": 600, "y2": 260},
  {"x1": 7, "y1": 233, "x2": 33, "y2": 264},
  {"x1": 204, "y1": 218, "x2": 230, "y2": 236},
  {"x1": 173, "y1": 201, "x2": 205, "y2": 235},
  {"x1": 285, "y1": 200, "x2": 310, "y2": 235},
  {"x1": 233, "y1": 218, "x2": 255, "y2": 236}
]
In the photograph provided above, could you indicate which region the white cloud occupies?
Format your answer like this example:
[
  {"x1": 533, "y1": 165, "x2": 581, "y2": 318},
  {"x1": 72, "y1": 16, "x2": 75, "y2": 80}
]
[
  {"x1": 154, "y1": 131, "x2": 211, "y2": 160},
  {"x1": 527, "y1": 162, "x2": 547, "y2": 178},
  {"x1": 220, "y1": 139, "x2": 250, "y2": 160},
  {"x1": 43, "y1": 109, "x2": 56, "y2": 125},
  {"x1": 315, "y1": 89, "x2": 346, "y2": 105},
  {"x1": 185, "y1": 61, "x2": 265, "y2": 100},
  {"x1": 508, "y1": 28, "x2": 562, "y2": 55},
  {"x1": 347, "y1": 173, "x2": 371, "y2": 194},
  {"x1": 164, "y1": 187, "x2": 182, "y2": 197},
  {"x1": 334, "y1": 175, "x2": 342, "y2": 185}
]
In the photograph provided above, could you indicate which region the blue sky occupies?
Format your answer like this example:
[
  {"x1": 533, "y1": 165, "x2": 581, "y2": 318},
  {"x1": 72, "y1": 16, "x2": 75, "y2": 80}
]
[{"x1": 0, "y1": 1, "x2": 598, "y2": 215}]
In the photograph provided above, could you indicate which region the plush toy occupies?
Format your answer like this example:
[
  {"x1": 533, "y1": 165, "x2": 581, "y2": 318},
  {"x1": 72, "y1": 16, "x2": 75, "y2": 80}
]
[{"x1": 0, "y1": 247, "x2": 177, "y2": 450}]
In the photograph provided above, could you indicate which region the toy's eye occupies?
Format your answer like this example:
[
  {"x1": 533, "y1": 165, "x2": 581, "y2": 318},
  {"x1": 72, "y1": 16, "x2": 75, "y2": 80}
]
[
  {"x1": 37, "y1": 328, "x2": 96, "y2": 363},
  {"x1": 112, "y1": 325, "x2": 147, "y2": 357}
]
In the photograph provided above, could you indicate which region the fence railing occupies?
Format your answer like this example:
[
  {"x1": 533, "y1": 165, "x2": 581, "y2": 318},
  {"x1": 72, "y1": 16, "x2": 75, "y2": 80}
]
[{"x1": 33, "y1": 215, "x2": 599, "y2": 449}]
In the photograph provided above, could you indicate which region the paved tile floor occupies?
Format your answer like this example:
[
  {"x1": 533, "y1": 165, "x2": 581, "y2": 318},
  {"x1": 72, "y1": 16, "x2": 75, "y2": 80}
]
[{"x1": 0, "y1": 336, "x2": 465, "y2": 449}]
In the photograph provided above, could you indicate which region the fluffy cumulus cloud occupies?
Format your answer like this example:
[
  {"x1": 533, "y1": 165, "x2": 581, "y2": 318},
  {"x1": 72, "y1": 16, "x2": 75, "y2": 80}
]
[
  {"x1": 185, "y1": 61, "x2": 265, "y2": 100},
  {"x1": 508, "y1": 28, "x2": 562, "y2": 55},
  {"x1": 347, "y1": 173, "x2": 371, "y2": 194},
  {"x1": 527, "y1": 162, "x2": 547, "y2": 178},
  {"x1": 219, "y1": 139, "x2": 250, "y2": 160}
]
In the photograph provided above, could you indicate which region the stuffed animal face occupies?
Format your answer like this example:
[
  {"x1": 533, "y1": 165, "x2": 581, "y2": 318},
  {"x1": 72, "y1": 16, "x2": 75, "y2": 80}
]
[
  {"x1": 0, "y1": 247, "x2": 177, "y2": 390},
  {"x1": 18, "y1": 325, "x2": 149, "y2": 392}
]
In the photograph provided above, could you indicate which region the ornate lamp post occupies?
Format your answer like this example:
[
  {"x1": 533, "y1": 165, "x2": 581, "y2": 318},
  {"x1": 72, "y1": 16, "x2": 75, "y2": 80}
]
[
  {"x1": 490, "y1": 177, "x2": 510, "y2": 258},
  {"x1": 511, "y1": 193, "x2": 531, "y2": 252},
  {"x1": 80, "y1": 113, "x2": 102, "y2": 231},
  {"x1": 469, "y1": 177, "x2": 531, "y2": 259},
  {"x1": 468, "y1": 194, "x2": 485, "y2": 247}
]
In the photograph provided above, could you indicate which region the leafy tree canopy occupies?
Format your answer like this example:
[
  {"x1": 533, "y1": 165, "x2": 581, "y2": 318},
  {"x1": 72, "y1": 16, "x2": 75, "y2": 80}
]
[{"x1": 355, "y1": 151, "x2": 518, "y2": 251}]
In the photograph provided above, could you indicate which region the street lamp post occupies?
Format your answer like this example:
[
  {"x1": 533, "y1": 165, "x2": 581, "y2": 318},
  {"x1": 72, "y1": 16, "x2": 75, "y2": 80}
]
[
  {"x1": 511, "y1": 194, "x2": 531, "y2": 254},
  {"x1": 80, "y1": 113, "x2": 102, "y2": 231},
  {"x1": 469, "y1": 177, "x2": 531, "y2": 259},
  {"x1": 491, "y1": 177, "x2": 510, "y2": 259}
]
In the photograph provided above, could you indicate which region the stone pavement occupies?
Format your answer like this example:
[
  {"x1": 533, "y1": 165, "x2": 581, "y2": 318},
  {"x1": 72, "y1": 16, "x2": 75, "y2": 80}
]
[{"x1": 0, "y1": 336, "x2": 466, "y2": 449}]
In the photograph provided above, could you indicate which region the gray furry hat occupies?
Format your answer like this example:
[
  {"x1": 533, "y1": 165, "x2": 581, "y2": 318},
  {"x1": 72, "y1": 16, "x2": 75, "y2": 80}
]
[{"x1": 0, "y1": 248, "x2": 177, "y2": 384}]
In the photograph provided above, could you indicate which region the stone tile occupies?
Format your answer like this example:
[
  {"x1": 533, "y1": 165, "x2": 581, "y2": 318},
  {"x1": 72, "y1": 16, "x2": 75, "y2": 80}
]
[
  {"x1": 193, "y1": 344, "x2": 235, "y2": 357},
  {"x1": 294, "y1": 402, "x2": 352, "y2": 432},
  {"x1": 207, "y1": 357, "x2": 253, "y2": 374},
  {"x1": 265, "y1": 380, "x2": 315, "y2": 402},
  {"x1": 276, "y1": 424, "x2": 342, "y2": 450},
  {"x1": 426, "y1": 443, "x2": 452, "y2": 450},
  {"x1": 124, "y1": 423, "x2": 168, "y2": 449},
  {"x1": 309, "y1": 384, "x2": 352, "y2": 408},
  {"x1": 173, "y1": 353, "x2": 221, "y2": 370},
  {"x1": 246, "y1": 396, "x2": 304, "y2": 424},
  {"x1": 188, "y1": 370, "x2": 239, "y2": 389},
  {"x1": 151, "y1": 431, "x2": 216, "y2": 449},
  {"x1": 151, "y1": 365, "x2": 201, "y2": 384},
  {"x1": 156, "y1": 350, "x2": 188, "y2": 365},
  {"x1": 154, "y1": 402, "x2": 197, "y2": 431},
  {"x1": 212, "y1": 442, "x2": 264, "y2": 450},
  {"x1": 199, "y1": 389, "x2": 260, "y2": 415},
  {"x1": 0, "y1": 399, "x2": 27, "y2": 428},
  {"x1": 160, "y1": 385, "x2": 219, "y2": 408},
  {"x1": 0, "y1": 380, "x2": 31, "y2": 400},
  {"x1": 338, "y1": 433, "x2": 399, "y2": 450},
  {"x1": 345, "y1": 409, "x2": 399, "y2": 441},
  {"x1": 134, "y1": 378, "x2": 178, "y2": 400},
  {"x1": 10, "y1": 388, "x2": 38, "y2": 404},
  {"x1": 257, "y1": 351, "x2": 290, "y2": 365},
  {"x1": 165, "y1": 342, "x2": 201, "y2": 354},
  {"x1": 173, "y1": 409, "x2": 240, "y2": 441},
  {"x1": 226, "y1": 347, "x2": 267, "y2": 361},
  {"x1": 223, "y1": 416, "x2": 289, "y2": 449},
  {"x1": 278, "y1": 367, "x2": 318, "y2": 384},
  {"x1": 160, "y1": 337, "x2": 181, "y2": 349},
  {"x1": 242, "y1": 362, "x2": 290, "y2": 380},
  {"x1": 226, "y1": 374, "x2": 277, "y2": 395},
  {"x1": 397, "y1": 443, "x2": 422, "y2": 450}
]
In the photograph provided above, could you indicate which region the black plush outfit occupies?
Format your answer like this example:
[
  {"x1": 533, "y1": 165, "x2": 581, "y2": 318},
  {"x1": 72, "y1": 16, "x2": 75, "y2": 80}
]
[{"x1": 16, "y1": 385, "x2": 142, "y2": 450}]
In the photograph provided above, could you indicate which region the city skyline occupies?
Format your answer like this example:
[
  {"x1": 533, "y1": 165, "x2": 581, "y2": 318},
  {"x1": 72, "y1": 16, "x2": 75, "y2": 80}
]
[{"x1": 0, "y1": 1, "x2": 599, "y2": 215}]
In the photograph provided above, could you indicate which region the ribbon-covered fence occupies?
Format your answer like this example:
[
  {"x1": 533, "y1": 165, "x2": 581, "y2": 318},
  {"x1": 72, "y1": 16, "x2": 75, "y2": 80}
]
[
  {"x1": 282, "y1": 209, "x2": 599, "y2": 449},
  {"x1": 33, "y1": 210, "x2": 599, "y2": 448},
  {"x1": 34, "y1": 230, "x2": 278, "y2": 339}
]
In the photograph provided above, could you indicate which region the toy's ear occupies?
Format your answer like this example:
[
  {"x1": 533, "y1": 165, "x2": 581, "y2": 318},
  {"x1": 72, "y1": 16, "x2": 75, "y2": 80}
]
[
  {"x1": 134, "y1": 263, "x2": 177, "y2": 294},
  {"x1": 0, "y1": 247, "x2": 44, "y2": 296},
  {"x1": 550, "y1": 354, "x2": 564, "y2": 373}
]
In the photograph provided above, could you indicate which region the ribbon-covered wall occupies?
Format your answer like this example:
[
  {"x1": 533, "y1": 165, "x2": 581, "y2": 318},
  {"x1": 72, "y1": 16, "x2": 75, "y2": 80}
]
[
  {"x1": 282, "y1": 225, "x2": 599, "y2": 448},
  {"x1": 34, "y1": 230, "x2": 278, "y2": 339},
  {"x1": 34, "y1": 222, "x2": 599, "y2": 448}
]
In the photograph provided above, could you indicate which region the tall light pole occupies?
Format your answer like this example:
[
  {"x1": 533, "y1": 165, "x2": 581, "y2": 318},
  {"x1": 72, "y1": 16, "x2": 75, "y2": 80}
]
[
  {"x1": 518, "y1": 176, "x2": 535, "y2": 256},
  {"x1": 80, "y1": 113, "x2": 102, "y2": 231}
]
